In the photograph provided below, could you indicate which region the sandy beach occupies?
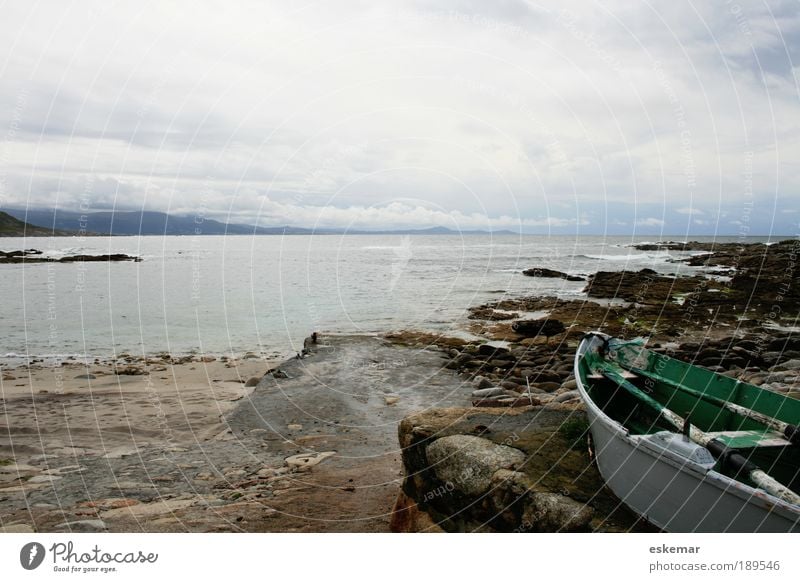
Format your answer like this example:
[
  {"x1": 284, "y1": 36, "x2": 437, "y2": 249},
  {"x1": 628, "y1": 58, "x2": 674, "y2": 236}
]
[{"x1": 1, "y1": 355, "x2": 272, "y2": 461}]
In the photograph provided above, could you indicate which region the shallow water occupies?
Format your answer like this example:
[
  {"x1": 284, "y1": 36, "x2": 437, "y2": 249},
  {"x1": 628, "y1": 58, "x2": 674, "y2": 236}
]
[{"x1": 0, "y1": 234, "x2": 773, "y2": 364}]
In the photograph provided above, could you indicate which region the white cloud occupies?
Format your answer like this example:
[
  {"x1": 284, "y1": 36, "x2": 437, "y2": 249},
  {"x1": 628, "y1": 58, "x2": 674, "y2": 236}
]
[
  {"x1": 636, "y1": 218, "x2": 665, "y2": 227},
  {"x1": 676, "y1": 207, "x2": 704, "y2": 215}
]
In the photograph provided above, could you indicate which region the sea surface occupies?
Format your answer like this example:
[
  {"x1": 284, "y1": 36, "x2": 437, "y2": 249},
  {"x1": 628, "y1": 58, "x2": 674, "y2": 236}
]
[{"x1": 0, "y1": 234, "x2": 776, "y2": 365}]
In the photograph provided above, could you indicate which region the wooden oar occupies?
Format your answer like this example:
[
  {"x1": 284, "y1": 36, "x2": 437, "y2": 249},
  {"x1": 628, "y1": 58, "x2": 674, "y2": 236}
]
[
  {"x1": 597, "y1": 364, "x2": 800, "y2": 506},
  {"x1": 618, "y1": 362, "x2": 800, "y2": 445}
]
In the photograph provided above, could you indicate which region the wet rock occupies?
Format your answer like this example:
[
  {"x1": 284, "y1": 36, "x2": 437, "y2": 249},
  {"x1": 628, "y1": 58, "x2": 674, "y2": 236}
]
[
  {"x1": 522, "y1": 267, "x2": 584, "y2": 282},
  {"x1": 512, "y1": 319, "x2": 566, "y2": 338}
]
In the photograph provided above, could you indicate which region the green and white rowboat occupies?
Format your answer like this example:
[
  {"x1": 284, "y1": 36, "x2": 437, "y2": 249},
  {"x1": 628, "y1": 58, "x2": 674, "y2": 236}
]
[{"x1": 575, "y1": 332, "x2": 800, "y2": 532}]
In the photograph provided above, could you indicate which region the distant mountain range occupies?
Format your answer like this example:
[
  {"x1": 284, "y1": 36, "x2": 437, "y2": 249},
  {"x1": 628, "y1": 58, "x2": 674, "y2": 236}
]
[
  {"x1": 0, "y1": 211, "x2": 71, "y2": 236},
  {"x1": 2, "y1": 208, "x2": 516, "y2": 236}
]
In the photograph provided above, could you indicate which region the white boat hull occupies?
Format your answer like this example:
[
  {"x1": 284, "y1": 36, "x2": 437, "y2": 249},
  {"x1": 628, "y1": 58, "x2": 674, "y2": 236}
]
[{"x1": 576, "y1": 333, "x2": 800, "y2": 532}]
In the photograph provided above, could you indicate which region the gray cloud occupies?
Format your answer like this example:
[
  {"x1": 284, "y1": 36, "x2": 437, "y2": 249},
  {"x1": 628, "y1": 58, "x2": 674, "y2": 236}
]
[{"x1": 0, "y1": 1, "x2": 797, "y2": 234}]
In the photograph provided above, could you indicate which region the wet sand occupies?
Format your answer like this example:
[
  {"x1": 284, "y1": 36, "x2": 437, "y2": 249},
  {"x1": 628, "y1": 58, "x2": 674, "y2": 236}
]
[{"x1": 0, "y1": 335, "x2": 470, "y2": 532}]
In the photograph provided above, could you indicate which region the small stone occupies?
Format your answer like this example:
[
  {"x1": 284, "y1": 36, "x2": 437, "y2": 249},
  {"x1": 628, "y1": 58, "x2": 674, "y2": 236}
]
[
  {"x1": 287, "y1": 423, "x2": 303, "y2": 431},
  {"x1": 384, "y1": 396, "x2": 400, "y2": 406},
  {"x1": 244, "y1": 377, "x2": 261, "y2": 387}
]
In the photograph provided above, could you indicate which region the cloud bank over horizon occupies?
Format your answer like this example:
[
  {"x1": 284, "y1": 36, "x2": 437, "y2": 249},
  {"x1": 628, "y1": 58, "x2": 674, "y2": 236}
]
[{"x1": 0, "y1": 1, "x2": 798, "y2": 235}]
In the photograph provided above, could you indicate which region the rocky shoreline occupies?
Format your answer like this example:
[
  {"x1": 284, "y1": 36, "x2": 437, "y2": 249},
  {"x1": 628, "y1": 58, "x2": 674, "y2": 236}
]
[
  {"x1": 388, "y1": 239, "x2": 800, "y2": 532},
  {"x1": 1, "y1": 239, "x2": 798, "y2": 533}
]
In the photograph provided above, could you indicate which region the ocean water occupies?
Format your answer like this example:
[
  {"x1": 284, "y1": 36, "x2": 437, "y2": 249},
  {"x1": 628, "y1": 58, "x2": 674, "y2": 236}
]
[{"x1": 0, "y1": 234, "x2": 774, "y2": 365}]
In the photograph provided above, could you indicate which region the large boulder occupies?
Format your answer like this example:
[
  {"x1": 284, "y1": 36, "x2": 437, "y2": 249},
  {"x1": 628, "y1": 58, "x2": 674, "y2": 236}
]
[
  {"x1": 426, "y1": 435, "x2": 526, "y2": 497},
  {"x1": 394, "y1": 407, "x2": 650, "y2": 532}
]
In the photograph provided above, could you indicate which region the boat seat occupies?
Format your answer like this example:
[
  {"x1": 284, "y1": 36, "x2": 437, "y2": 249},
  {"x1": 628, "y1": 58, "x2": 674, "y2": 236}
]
[
  {"x1": 588, "y1": 370, "x2": 639, "y2": 380},
  {"x1": 705, "y1": 430, "x2": 790, "y2": 449}
]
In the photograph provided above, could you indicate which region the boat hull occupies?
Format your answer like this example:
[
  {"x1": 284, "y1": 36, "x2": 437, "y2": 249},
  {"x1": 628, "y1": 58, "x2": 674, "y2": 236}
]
[{"x1": 576, "y1": 333, "x2": 800, "y2": 533}]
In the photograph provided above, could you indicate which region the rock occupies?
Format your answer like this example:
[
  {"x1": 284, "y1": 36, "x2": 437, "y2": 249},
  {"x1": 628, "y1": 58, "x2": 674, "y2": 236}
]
[
  {"x1": 56, "y1": 519, "x2": 108, "y2": 532},
  {"x1": 488, "y1": 359, "x2": 514, "y2": 369},
  {"x1": 478, "y1": 343, "x2": 510, "y2": 357},
  {"x1": 521, "y1": 492, "x2": 594, "y2": 532},
  {"x1": 425, "y1": 435, "x2": 526, "y2": 497},
  {"x1": 473, "y1": 376, "x2": 494, "y2": 390},
  {"x1": 114, "y1": 366, "x2": 145, "y2": 376},
  {"x1": 287, "y1": 423, "x2": 303, "y2": 431},
  {"x1": 284, "y1": 451, "x2": 336, "y2": 471},
  {"x1": 522, "y1": 267, "x2": 584, "y2": 281},
  {"x1": 554, "y1": 390, "x2": 580, "y2": 403},
  {"x1": 511, "y1": 319, "x2": 566, "y2": 338},
  {"x1": 244, "y1": 376, "x2": 261, "y2": 387},
  {"x1": 560, "y1": 378, "x2": 578, "y2": 390},
  {"x1": 775, "y1": 359, "x2": 800, "y2": 371},
  {"x1": 532, "y1": 381, "x2": 562, "y2": 393},
  {"x1": 384, "y1": 396, "x2": 400, "y2": 406},
  {"x1": 471, "y1": 387, "x2": 505, "y2": 398},
  {"x1": 74, "y1": 373, "x2": 96, "y2": 379}
]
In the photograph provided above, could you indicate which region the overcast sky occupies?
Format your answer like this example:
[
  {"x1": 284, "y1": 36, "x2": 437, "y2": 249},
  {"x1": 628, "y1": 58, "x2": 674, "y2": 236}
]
[{"x1": 0, "y1": 1, "x2": 798, "y2": 234}]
